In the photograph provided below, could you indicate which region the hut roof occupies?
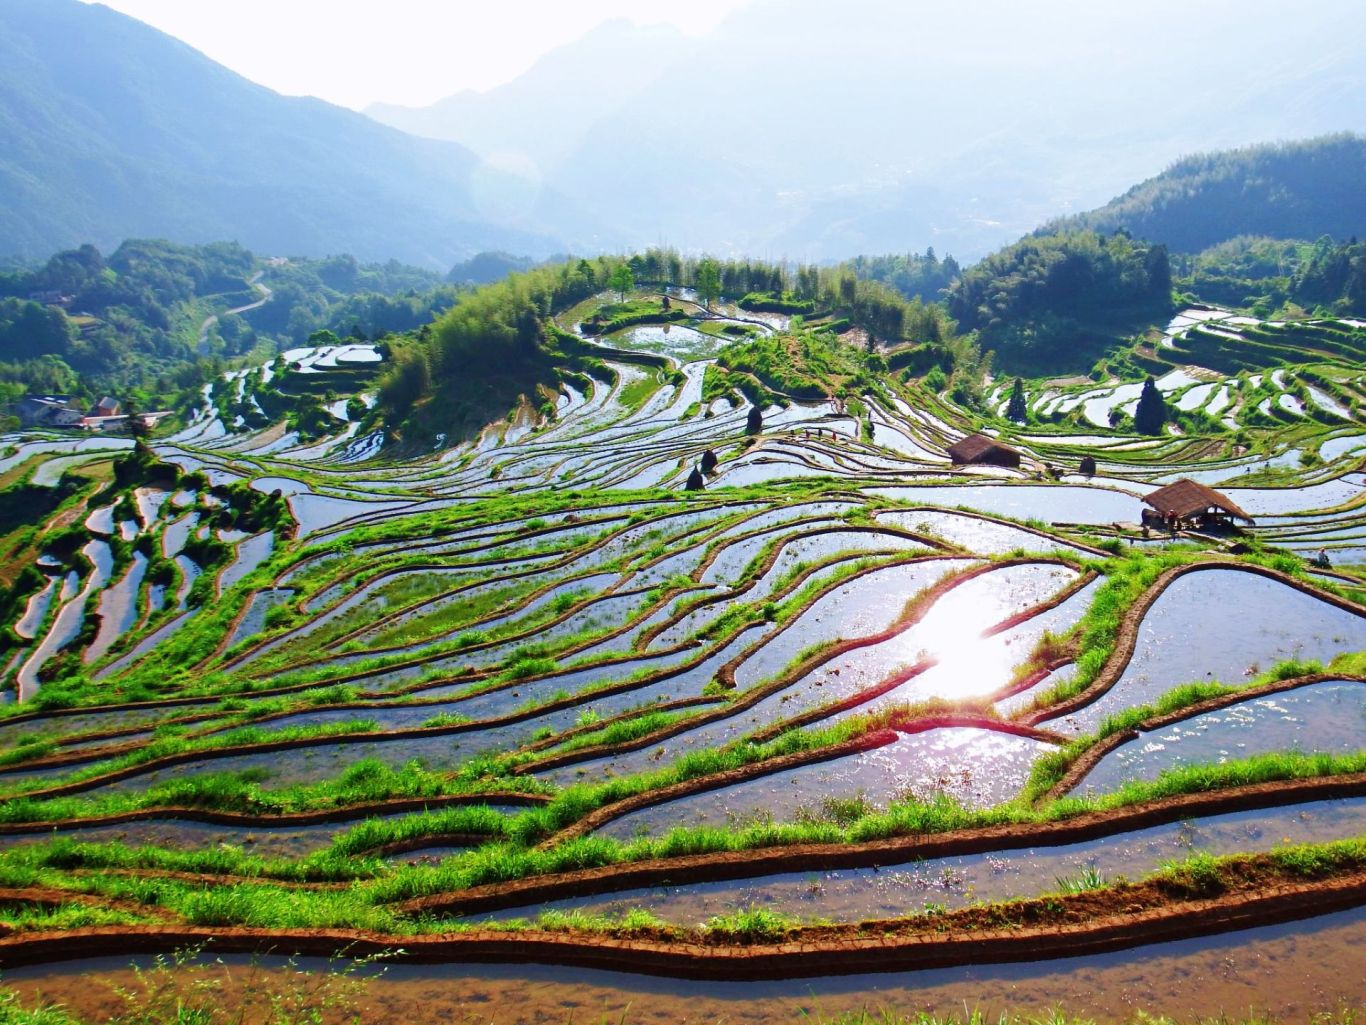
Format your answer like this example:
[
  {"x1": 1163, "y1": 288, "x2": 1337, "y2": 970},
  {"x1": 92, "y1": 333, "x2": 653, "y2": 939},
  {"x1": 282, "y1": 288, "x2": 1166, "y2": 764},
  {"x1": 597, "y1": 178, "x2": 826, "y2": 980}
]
[
  {"x1": 1143, "y1": 478, "x2": 1253, "y2": 522},
  {"x1": 947, "y1": 434, "x2": 1019, "y2": 463}
]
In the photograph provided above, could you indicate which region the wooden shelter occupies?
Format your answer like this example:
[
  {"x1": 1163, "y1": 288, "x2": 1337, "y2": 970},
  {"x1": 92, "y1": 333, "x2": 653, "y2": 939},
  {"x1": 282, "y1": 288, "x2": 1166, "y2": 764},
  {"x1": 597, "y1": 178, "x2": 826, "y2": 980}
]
[
  {"x1": 1142, "y1": 478, "x2": 1254, "y2": 528},
  {"x1": 948, "y1": 434, "x2": 1021, "y2": 468}
]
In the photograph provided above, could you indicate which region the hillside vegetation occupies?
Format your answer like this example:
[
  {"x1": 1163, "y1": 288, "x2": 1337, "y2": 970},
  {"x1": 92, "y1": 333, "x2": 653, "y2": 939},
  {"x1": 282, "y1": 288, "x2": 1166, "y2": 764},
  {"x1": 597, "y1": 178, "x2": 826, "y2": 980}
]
[
  {"x1": 1049, "y1": 134, "x2": 1366, "y2": 254},
  {"x1": 0, "y1": 0, "x2": 557, "y2": 264},
  {"x1": 944, "y1": 230, "x2": 1172, "y2": 372},
  {"x1": 0, "y1": 240, "x2": 464, "y2": 422},
  {"x1": 378, "y1": 249, "x2": 965, "y2": 441},
  {"x1": 1176, "y1": 235, "x2": 1366, "y2": 316}
]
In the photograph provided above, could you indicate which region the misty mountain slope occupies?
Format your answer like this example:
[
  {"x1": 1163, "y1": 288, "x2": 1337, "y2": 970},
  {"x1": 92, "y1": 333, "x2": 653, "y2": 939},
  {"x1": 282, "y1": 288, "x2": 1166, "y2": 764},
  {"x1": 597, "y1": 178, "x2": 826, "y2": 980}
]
[
  {"x1": 377, "y1": 0, "x2": 1366, "y2": 261},
  {"x1": 367, "y1": 19, "x2": 692, "y2": 171},
  {"x1": 0, "y1": 0, "x2": 563, "y2": 265},
  {"x1": 1044, "y1": 135, "x2": 1366, "y2": 253}
]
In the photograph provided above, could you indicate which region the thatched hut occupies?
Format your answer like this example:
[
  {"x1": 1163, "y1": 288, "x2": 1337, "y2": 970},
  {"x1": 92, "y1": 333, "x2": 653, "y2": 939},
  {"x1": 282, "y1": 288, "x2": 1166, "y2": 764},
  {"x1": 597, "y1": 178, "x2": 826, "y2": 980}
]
[
  {"x1": 700, "y1": 449, "x2": 718, "y2": 474},
  {"x1": 746, "y1": 406, "x2": 763, "y2": 435},
  {"x1": 947, "y1": 434, "x2": 1021, "y2": 468},
  {"x1": 1142, "y1": 478, "x2": 1253, "y2": 529},
  {"x1": 685, "y1": 467, "x2": 705, "y2": 491},
  {"x1": 1079, "y1": 455, "x2": 1097, "y2": 476}
]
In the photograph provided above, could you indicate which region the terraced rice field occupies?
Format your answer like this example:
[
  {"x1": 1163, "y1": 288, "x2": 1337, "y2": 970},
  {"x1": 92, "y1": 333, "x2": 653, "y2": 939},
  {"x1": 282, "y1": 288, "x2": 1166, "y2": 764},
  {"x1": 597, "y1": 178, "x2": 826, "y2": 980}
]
[{"x1": 0, "y1": 309, "x2": 1363, "y2": 1012}]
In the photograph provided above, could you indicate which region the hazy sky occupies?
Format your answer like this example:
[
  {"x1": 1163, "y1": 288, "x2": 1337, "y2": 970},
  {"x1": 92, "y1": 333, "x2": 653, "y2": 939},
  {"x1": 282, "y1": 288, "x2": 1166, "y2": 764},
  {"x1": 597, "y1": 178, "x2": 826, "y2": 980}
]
[{"x1": 82, "y1": 0, "x2": 750, "y2": 110}]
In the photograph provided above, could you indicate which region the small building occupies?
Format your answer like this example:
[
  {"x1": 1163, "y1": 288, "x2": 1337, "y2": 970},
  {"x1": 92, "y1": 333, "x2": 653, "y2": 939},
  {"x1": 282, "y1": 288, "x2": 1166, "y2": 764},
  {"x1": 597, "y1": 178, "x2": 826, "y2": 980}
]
[
  {"x1": 1142, "y1": 478, "x2": 1254, "y2": 529},
  {"x1": 948, "y1": 433, "x2": 1021, "y2": 468},
  {"x1": 81, "y1": 411, "x2": 171, "y2": 434},
  {"x1": 90, "y1": 396, "x2": 121, "y2": 417},
  {"x1": 17, "y1": 395, "x2": 83, "y2": 427},
  {"x1": 27, "y1": 290, "x2": 70, "y2": 306}
]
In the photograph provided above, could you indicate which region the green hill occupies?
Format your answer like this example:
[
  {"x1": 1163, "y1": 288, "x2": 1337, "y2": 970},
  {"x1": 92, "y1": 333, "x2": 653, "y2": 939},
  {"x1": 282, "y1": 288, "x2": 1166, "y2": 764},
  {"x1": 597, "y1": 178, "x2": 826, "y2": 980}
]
[
  {"x1": 1047, "y1": 135, "x2": 1366, "y2": 253},
  {"x1": 0, "y1": 0, "x2": 561, "y2": 266}
]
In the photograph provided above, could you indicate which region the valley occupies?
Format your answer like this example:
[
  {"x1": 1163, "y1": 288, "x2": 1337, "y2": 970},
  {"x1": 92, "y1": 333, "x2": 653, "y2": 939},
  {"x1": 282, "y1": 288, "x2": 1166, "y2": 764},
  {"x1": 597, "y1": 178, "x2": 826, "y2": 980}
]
[{"x1": 0, "y1": 280, "x2": 1362, "y2": 1020}]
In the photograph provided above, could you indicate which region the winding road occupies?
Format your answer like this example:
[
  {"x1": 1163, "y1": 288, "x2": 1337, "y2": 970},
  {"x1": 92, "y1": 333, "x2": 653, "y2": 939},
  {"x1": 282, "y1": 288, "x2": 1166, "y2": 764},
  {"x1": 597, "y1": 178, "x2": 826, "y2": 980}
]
[{"x1": 197, "y1": 269, "x2": 274, "y2": 354}]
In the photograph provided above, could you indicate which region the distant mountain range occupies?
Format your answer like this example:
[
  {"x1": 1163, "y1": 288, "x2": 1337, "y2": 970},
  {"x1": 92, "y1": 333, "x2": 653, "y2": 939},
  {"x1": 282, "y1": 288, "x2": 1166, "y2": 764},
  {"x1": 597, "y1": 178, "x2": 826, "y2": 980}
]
[
  {"x1": 3, "y1": 0, "x2": 1365, "y2": 267},
  {"x1": 0, "y1": 0, "x2": 564, "y2": 266},
  {"x1": 1044, "y1": 135, "x2": 1366, "y2": 253},
  {"x1": 368, "y1": 0, "x2": 1366, "y2": 261}
]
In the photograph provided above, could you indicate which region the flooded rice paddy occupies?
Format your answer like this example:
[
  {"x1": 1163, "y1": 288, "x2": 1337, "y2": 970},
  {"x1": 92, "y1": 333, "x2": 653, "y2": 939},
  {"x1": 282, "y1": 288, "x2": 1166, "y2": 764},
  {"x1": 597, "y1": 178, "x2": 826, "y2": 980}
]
[{"x1": 0, "y1": 307, "x2": 1363, "y2": 1011}]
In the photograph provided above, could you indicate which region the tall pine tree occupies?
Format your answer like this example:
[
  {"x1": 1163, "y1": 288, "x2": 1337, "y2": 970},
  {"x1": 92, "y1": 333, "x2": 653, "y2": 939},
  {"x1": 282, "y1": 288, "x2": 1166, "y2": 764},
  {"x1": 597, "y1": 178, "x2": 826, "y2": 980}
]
[
  {"x1": 1006, "y1": 378, "x2": 1027, "y2": 421},
  {"x1": 1133, "y1": 376, "x2": 1167, "y2": 435}
]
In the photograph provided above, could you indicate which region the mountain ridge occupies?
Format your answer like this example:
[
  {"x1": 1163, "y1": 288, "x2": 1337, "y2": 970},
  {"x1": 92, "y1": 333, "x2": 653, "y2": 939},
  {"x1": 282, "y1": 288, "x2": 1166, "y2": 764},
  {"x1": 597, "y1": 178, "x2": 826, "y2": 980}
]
[
  {"x1": 367, "y1": 0, "x2": 1366, "y2": 261},
  {"x1": 0, "y1": 0, "x2": 567, "y2": 266},
  {"x1": 1042, "y1": 134, "x2": 1366, "y2": 253}
]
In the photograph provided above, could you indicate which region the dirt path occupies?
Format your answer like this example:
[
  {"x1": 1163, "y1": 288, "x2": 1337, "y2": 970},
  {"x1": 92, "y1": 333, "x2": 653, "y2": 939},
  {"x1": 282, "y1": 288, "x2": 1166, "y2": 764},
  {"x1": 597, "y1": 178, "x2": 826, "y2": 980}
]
[{"x1": 197, "y1": 271, "x2": 273, "y2": 355}]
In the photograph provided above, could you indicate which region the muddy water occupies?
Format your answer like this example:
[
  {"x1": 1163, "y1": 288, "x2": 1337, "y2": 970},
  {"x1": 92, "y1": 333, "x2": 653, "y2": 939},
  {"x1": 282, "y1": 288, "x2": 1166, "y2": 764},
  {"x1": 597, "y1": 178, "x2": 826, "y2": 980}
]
[
  {"x1": 1078, "y1": 680, "x2": 1366, "y2": 792},
  {"x1": 6, "y1": 908, "x2": 1363, "y2": 1022},
  {"x1": 1044, "y1": 569, "x2": 1366, "y2": 735},
  {"x1": 508, "y1": 797, "x2": 1366, "y2": 926},
  {"x1": 595, "y1": 727, "x2": 1048, "y2": 840},
  {"x1": 0, "y1": 815, "x2": 358, "y2": 859},
  {"x1": 876, "y1": 509, "x2": 1091, "y2": 555}
]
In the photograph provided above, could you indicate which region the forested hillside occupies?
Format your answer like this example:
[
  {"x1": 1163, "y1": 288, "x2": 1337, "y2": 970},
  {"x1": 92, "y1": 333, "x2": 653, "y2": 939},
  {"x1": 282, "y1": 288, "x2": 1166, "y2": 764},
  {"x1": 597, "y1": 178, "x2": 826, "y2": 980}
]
[
  {"x1": 1050, "y1": 135, "x2": 1366, "y2": 254},
  {"x1": 1175, "y1": 235, "x2": 1366, "y2": 316},
  {"x1": 377, "y1": 249, "x2": 965, "y2": 442},
  {"x1": 0, "y1": 240, "x2": 465, "y2": 422},
  {"x1": 0, "y1": 0, "x2": 560, "y2": 265},
  {"x1": 840, "y1": 251, "x2": 962, "y2": 303},
  {"x1": 944, "y1": 231, "x2": 1172, "y2": 371}
]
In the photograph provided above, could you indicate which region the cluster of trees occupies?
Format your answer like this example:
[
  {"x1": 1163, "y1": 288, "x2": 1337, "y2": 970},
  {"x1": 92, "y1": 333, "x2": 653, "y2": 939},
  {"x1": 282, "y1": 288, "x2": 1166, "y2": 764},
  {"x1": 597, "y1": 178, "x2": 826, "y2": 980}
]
[
  {"x1": 1133, "y1": 377, "x2": 1168, "y2": 435},
  {"x1": 373, "y1": 250, "x2": 974, "y2": 440},
  {"x1": 841, "y1": 249, "x2": 962, "y2": 303},
  {"x1": 377, "y1": 257, "x2": 627, "y2": 434},
  {"x1": 242, "y1": 253, "x2": 460, "y2": 346},
  {"x1": 0, "y1": 239, "x2": 486, "y2": 425},
  {"x1": 623, "y1": 250, "x2": 791, "y2": 298},
  {"x1": 620, "y1": 248, "x2": 952, "y2": 347},
  {"x1": 945, "y1": 230, "x2": 1171, "y2": 369},
  {"x1": 1171, "y1": 236, "x2": 1305, "y2": 310},
  {"x1": 0, "y1": 240, "x2": 258, "y2": 416},
  {"x1": 1171, "y1": 234, "x2": 1365, "y2": 316},
  {"x1": 1048, "y1": 134, "x2": 1366, "y2": 255},
  {"x1": 446, "y1": 251, "x2": 540, "y2": 286},
  {"x1": 1289, "y1": 237, "x2": 1365, "y2": 316}
]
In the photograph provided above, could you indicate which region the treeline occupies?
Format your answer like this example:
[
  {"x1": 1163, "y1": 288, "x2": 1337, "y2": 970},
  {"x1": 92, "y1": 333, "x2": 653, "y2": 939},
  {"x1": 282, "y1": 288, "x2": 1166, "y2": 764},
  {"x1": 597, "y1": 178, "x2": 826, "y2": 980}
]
[
  {"x1": 243, "y1": 254, "x2": 462, "y2": 346},
  {"x1": 1047, "y1": 134, "x2": 1366, "y2": 254},
  {"x1": 623, "y1": 248, "x2": 951, "y2": 346},
  {"x1": 0, "y1": 240, "x2": 256, "y2": 416},
  {"x1": 1171, "y1": 236, "x2": 1306, "y2": 309},
  {"x1": 376, "y1": 251, "x2": 967, "y2": 439},
  {"x1": 944, "y1": 230, "x2": 1171, "y2": 369},
  {"x1": 840, "y1": 249, "x2": 962, "y2": 302},
  {"x1": 377, "y1": 257, "x2": 620, "y2": 434},
  {"x1": 1290, "y1": 237, "x2": 1366, "y2": 316},
  {"x1": 1172, "y1": 234, "x2": 1365, "y2": 317},
  {"x1": 0, "y1": 240, "x2": 475, "y2": 424}
]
